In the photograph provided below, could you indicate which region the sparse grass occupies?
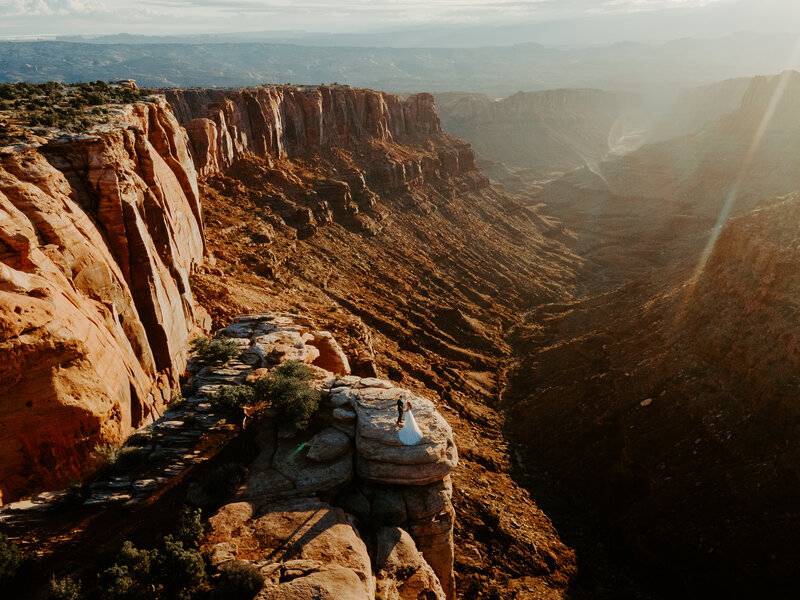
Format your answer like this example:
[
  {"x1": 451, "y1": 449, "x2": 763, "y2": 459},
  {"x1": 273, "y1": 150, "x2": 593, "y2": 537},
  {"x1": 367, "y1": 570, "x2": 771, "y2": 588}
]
[
  {"x1": 91, "y1": 443, "x2": 151, "y2": 476},
  {"x1": 91, "y1": 442, "x2": 123, "y2": 469}
]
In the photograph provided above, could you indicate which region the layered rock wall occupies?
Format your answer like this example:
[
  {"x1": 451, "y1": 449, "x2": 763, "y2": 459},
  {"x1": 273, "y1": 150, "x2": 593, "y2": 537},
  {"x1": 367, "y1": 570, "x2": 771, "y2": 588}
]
[
  {"x1": 164, "y1": 86, "x2": 481, "y2": 190},
  {"x1": 0, "y1": 98, "x2": 206, "y2": 500}
]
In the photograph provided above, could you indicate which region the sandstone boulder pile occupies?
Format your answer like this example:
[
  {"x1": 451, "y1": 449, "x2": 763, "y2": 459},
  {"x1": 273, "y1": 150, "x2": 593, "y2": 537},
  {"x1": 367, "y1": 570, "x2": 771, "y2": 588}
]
[{"x1": 190, "y1": 313, "x2": 458, "y2": 600}]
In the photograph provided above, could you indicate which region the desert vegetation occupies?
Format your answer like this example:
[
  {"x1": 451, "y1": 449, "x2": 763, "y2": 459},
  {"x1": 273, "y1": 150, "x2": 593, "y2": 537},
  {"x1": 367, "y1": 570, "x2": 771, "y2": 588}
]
[
  {"x1": 37, "y1": 504, "x2": 265, "y2": 600},
  {"x1": 189, "y1": 337, "x2": 241, "y2": 367},
  {"x1": 0, "y1": 80, "x2": 147, "y2": 146},
  {"x1": 208, "y1": 360, "x2": 321, "y2": 431},
  {"x1": 0, "y1": 532, "x2": 21, "y2": 586}
]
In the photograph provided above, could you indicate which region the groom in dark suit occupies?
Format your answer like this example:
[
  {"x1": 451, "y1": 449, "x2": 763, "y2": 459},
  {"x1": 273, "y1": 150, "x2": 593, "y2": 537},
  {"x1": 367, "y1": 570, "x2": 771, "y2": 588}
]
[{"x1": 396, "y1": 397, "x2": 405, "y2": 427}]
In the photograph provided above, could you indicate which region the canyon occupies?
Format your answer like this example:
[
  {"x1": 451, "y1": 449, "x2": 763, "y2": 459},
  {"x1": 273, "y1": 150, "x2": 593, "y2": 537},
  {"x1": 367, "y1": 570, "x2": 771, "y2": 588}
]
[
  {"x1": 2, "y1": 69, "x2": 800, "y2": 598},
  {"x1": 437, "y1": 72, "x2": 800, "y2": 596},
  {"x1": 0, "y1": 83, "x2": 580, "y2": 598}
]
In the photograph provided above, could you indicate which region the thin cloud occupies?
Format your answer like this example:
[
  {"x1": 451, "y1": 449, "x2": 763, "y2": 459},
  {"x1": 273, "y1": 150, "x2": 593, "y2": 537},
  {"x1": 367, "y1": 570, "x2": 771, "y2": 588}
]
[
  {"x1": 0, "y1": 0, "x2": 791, "y2": 40},
  {"x1": 2, "y1": 0, "x2": 108, "y2": 15}
]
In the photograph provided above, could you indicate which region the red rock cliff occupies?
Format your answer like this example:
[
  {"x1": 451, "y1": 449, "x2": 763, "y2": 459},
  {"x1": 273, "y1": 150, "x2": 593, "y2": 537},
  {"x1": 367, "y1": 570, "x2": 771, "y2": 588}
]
[
  {"x1": 0, "y1": 97, "x2": 206, "y2": 500},
  {"x1": 164, "y1": 85, "x2": 479, "y2": 188},
  {"x1": 0, "y1": 85, "x2": 482, "y2": 503}
]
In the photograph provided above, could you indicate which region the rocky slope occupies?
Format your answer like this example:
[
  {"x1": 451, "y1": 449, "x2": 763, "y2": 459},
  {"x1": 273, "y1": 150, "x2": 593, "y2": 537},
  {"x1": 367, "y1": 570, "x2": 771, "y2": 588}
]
[
  {"x1": 504, "y1": 185, "x2": 800, "y2": 596},
  {"x1": 0, "y1": 97, "x2": 207, "y2": 501}
]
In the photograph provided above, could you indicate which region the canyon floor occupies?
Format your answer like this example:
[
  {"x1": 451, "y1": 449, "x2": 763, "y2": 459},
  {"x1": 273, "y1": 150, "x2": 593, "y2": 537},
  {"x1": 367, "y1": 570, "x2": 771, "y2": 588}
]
[{"x1": 500, "y1": 169, "x2": 800, "y2": 598}]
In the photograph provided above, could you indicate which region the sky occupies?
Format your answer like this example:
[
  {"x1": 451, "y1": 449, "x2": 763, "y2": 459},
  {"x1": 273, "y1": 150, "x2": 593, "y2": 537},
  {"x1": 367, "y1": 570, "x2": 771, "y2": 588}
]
[{"x1": 1, "y1": 0, "x2": 800, "y2": 43}]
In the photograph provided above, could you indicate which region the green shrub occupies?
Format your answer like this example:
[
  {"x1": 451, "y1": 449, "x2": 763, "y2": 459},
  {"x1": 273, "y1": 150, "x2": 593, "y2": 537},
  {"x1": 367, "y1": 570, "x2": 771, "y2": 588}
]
[
  {"x1": 156, "y1": 536, "x2": 206, "y2": 600},
  {"x1": 49, "y1": 575, "x2": 82, "y2": 600},
  {"x1": 190, "y1": 337, "x2": 241, "y2": 366},
  {"x1": 98, "y1": 537, "x2": 206, "y2": 600},
  {"x1": 98, "y1": 541, "x2": 153, "y2": 600},
  {"x1": 203, "y1": 463, "x2": 248, "y2": 499},
  {"x1": 214, "y1": 560, "x2": 265, "y2": 599},
  {"x1": 0, "y1": 85, "x2": 16, "y2": 100},
  {"x1": 268, "y1": 360, "x2": 314, "y2": 382},
  {"x1": 0, "y1": 532, "x2": 21, "y2": 584},
  {"x1": 275, "y1": 384, "x2": 321, "y2": 431},
  {"x1": 175, "y1": 506, "x2": 204, "y2": 547},
  {"x1": 209, "y1": 384, "x2": 256, "y2": 412},
  {"x1": 85, "y1": 91, "x2": 107, "y2": 105},
  {"x1": 255, "y1": 361, "x2": 321, "y2": 431}
]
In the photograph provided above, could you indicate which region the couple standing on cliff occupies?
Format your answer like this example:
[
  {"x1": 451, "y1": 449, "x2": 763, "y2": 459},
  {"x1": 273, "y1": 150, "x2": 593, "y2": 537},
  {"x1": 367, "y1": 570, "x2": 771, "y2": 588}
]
[{"x1": 396, "y1": 396, "x2": 423, "y2": 445}]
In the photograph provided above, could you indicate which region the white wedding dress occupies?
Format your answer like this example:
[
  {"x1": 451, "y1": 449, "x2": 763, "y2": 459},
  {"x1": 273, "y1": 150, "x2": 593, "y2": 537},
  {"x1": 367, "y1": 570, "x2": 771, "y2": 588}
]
[{"x1": 398, "y1": 409, "x2": 423, "y2": 445}]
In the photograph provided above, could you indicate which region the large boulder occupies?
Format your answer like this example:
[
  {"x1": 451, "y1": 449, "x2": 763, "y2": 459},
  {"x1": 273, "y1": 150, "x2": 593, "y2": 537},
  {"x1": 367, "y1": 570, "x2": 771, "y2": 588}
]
[
  {"x1": 350, "y1": 387, "x2": 458, "y2": 485},
  {"x1": 256, "y1": 567, "x2": 369, "y2": 600},
  {"x1": 205, "y1": 497, "x2": 374, "y2": 599},
  {"x1": 374, "y1": 527, "x2": 446, "y2": 600}
]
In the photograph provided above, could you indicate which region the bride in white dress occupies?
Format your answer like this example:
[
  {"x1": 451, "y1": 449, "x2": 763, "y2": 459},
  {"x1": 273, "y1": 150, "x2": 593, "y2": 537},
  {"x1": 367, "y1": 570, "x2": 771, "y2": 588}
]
[{"x1": 398, "y1": 400, "x2": 423, "y2": 445}]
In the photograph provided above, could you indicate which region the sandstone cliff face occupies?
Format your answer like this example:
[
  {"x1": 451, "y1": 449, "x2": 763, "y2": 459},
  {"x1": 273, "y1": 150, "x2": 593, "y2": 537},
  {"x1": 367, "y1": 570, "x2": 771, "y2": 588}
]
[
  {"x1": 165, "y1": 86, "x2": 480, "y2": 190},
  {"x1": 0, "y1": 98, "x2": 206, "y2": 500}
]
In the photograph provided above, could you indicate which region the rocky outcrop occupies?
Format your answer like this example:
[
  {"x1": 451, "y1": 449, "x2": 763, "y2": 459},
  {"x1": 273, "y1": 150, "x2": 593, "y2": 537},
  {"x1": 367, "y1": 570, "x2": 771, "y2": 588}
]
[
  {"x1": 329, "y1": 382, "x2": 457, "y2": 486},
  {"x1": 193, "y1": 314, "x2": 458, "y2": 599},
  {"x1": 0, "y1": 97, "x2": 206, "y2": 501},
  {"x1": 206, "y1": 498, "x2": 374, "y2": 599},
  {"x1": 164, "y1": 85, "x2": 483, "y2": 192}
]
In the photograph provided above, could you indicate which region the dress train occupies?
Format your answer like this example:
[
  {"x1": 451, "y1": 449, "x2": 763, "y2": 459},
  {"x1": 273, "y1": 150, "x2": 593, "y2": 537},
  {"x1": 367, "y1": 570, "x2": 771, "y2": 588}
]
[{"x1": 398, "y1": 409, "x2": 423, "y2": 445}]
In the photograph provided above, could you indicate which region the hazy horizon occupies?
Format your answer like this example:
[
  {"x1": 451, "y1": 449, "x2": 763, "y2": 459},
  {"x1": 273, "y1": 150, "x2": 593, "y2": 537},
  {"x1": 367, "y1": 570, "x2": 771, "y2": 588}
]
[{"x1": 3, "y1": 0, "x2": 800, "y2": 47}]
